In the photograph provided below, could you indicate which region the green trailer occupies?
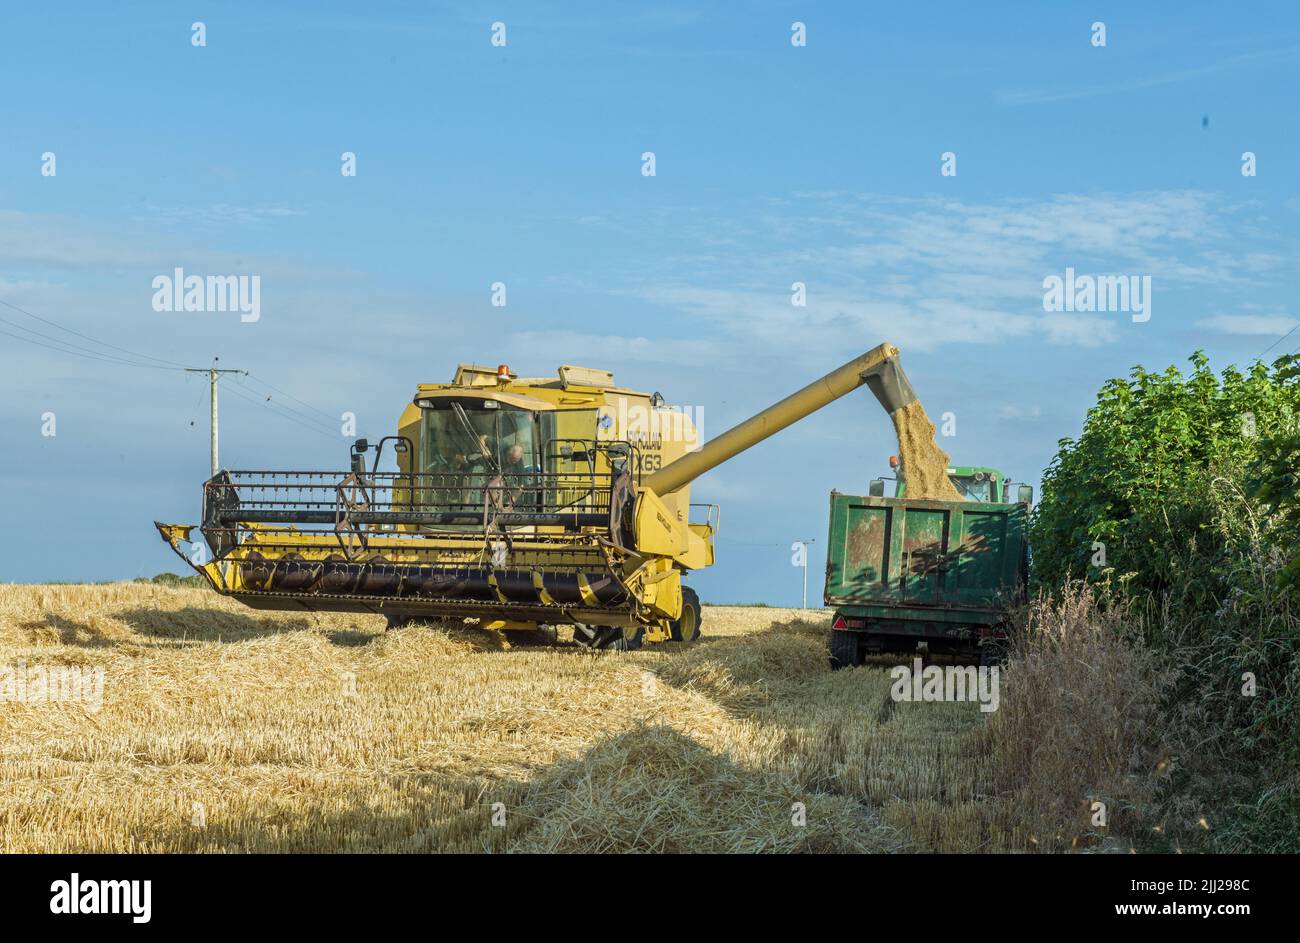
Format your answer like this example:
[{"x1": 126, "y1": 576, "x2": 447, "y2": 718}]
[{"x1": 824, "y1": 466, "x2": 1031, "y2": 667}]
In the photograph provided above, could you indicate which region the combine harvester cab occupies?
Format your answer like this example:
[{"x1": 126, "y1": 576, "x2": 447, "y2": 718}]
[{"x1": 158, "y1": 344, "x2": 916, "y2": 648}]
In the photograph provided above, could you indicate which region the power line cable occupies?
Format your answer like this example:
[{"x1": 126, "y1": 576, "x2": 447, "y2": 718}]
[
  {"x1": 232, "y1": 374, "x2": 342, "y2": 433},
  {"x1": 3, "y1": 296, "x2": 356, "y2": 451},
  {"x1": 0, "y1": 297, "x2": 189, "y2": 368},
  {"x1": 1259, "y1": 321, "x2": 1300, "y2": 359},
  {"x1": 222, "y1": 379, "x2": 341, "y2": 442},
  {"x1": 229, "y1": 376, "x2": 341, "y2": 436},
  {"x1": 0, "y1": 321, "x2": 186, "y2": 371},
  {"x1": 223, "y1": 381, "x2": 338, "y2": 440},
  {"x1": 242, "y1": 373, "x2": 340, "y2": 425},
  {"x1": 1, "y1": 298, "x2": 345, "y2": 427}
]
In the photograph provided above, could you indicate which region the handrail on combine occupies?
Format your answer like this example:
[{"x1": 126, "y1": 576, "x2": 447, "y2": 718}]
[{"x1": 202, "y1": 469, "x2": 619, "y2": 537}]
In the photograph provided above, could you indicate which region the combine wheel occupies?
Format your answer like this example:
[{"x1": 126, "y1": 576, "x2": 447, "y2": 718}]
[
  {"x1": 603, "y1": 625, "x2": 644, "y2": 651},
  {"x1": 573, "y1": 624, "x2": 643, "y2": 651},
  {"x1": 670, "y1": 587, "x2": 703, "y2": 642},
  {"x1": 509, "y1": 625, "x2": 559, "y2": 646}
]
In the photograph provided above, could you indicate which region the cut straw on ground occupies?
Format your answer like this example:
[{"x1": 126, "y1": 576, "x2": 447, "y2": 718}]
[{"x1": 0, "y1": 582, "x2": 1163, "y2": 852}]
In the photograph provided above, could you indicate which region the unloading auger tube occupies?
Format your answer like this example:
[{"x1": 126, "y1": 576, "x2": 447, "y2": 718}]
[
  {"x1": 641, "y1": 342, "x2": 915, "y2": 496},
  {"x1": 154, "y1": 342, "x2": 916, "y2": 646}
]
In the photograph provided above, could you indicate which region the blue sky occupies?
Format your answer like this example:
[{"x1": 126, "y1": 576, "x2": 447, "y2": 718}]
[{"x1": 1, "y1": 1, "x2": 1298, "y2": 603}]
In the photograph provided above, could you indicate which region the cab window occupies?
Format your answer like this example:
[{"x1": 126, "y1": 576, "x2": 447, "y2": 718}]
[
  {"x1": 419, "y1": 401, "x2": 539, "y2": 488},
  {"x1": 948, "y1": 475, "x2": 994, "y2": 502}
]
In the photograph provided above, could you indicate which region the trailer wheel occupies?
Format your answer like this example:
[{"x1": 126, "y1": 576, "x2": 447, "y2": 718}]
[
  {"x1": 979, "y1": 640, "x2": 1007, "y2": 668},
  {"x1": 671, "y1": 587, "x2": 702, "y2": 642},
  {"x1": 830, "y1": 630, "x2": 863, "y2": 669}
]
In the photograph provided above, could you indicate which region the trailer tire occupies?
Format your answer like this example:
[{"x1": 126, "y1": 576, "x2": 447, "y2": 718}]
[
  {"x1": 830, "y1": 630, "x2": 863, "y2": 669},
  {"x1": 980, "y1": 640, "x2": 1007, "y2": 668},
  {"x1": 671, "y1": 588, "x2": 702, "y2": 642}
]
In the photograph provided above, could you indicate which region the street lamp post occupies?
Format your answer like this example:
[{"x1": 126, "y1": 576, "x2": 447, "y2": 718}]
[{"x1": 794, "y1": 539, "x2": 816, "y2": 609}]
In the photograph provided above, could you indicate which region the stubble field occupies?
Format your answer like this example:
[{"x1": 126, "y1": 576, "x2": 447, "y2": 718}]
[{"x1": 0, "y1": 582, "x2": 1029, "y2": 853}]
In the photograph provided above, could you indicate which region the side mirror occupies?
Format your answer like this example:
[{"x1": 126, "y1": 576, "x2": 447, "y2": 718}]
[
  {"x1": 393, "y1": 440, "x2": 409, "y2": 453},
  {"x1": 1017, "y1": 484, "x2": 1033, "y2": 505},
  {"x1": 869, "y1": 478, "x2": 885, "y2": 497},
  {"x1": 353, "y1": 438, "x2": 369, "y2": 454}
]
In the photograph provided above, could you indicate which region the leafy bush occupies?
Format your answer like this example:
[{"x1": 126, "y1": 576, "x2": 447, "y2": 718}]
[
  {"x1": 1247, "y1": 355, "x2": 1300, "y2": 590},
  {"x1": 1031, "y1": 352, "x2": 1298, "y2": 603},
  {"x1": 133, "y1": 572, "x2": 205, "y2": 588},
  {"x1": 1028, "y1": 352, "x2": 1299, "y2": 852}
]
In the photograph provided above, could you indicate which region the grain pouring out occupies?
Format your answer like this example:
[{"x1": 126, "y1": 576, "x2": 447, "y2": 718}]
[{"x1": 889, "y1": 401, "x2": 965, "y2": 503}]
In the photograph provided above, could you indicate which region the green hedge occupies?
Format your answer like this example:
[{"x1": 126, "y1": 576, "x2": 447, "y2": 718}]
[{"x1": 1029, "y1": 352, "x2": 1299, "y2": 853}]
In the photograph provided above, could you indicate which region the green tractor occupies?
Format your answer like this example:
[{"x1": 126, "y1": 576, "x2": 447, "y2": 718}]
[{"x1": 826, "y1": 460, "x2": 1033, "y2": 667}]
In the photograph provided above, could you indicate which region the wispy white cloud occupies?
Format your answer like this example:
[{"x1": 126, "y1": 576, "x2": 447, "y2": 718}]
[
  {"x1": 1196, "y1": 313, "x2": 1299, "y2": 336},
  {"x1": 0, "y1": 208, "x2": 338, "y2": 278},
  {"x1": 497, "y1": 329, "x2": 724, "y2": 370},
  {"x1": 997, "y1": 403, "x2": 1043, "y2": 420},
  {"x1": 0, "y1": 210, "x2": 167, "y2": 269},
  {"x1": 133, "y1": 203, "x2": 307, "y2": 227},
  {"x1": 599, "y1": 190, "x2": 1259, "y2": 358},
  {"x1": 998, "y1": 43, "x2": 1300, "y2": 106}
]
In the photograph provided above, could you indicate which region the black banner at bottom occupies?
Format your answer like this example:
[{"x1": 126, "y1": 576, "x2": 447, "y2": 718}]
[{"x1": 0, "y1": 852, "x2": 1277, "y2": 929}]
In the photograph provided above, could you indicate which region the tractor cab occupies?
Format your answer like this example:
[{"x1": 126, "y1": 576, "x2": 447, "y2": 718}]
[
  {"x1": 937, "y1": 466, "x2": 1004, "y2": 502},
  {"x1": 869, "y1": 460, "x2": 1031, "y2": 504}
]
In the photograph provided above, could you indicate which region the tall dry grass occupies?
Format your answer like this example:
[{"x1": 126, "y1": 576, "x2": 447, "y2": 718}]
[
  {"x1": 991, "y1": 584, "x2": 1172, "y2": 851},
  {"x1": 0, "y1": 582, "x2": 1032, "y2": 853}
]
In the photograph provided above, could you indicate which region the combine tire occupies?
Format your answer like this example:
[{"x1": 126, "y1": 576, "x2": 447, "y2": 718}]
[
  {"x1": 604, "y1": 625, "x2": 644, "y2": 651},
  {"x1": 830, "y1": 630, "x2": 864, "y2": 669},
  {"x1": 509, "y1": 625, "x2": 559, "y2": 646},
  {"x1": 573, "y1": 625, "x2": 643, "y2": 651},
  {"x1": 670, "y1": 587, "x2": 703, "y2": 642}
]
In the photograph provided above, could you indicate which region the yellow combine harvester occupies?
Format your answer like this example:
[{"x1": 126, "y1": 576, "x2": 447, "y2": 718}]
[{"x1": 157, "y1": 343, "x2": 917, "y2": 649}]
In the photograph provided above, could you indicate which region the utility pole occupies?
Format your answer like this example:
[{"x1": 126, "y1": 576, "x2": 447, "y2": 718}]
[
  {"x1": 794, "y1": 538, "x2": 816, "y2": 609},
  {"x1": 185, "y1": 360, "x2": 246, "y2": 476}
]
